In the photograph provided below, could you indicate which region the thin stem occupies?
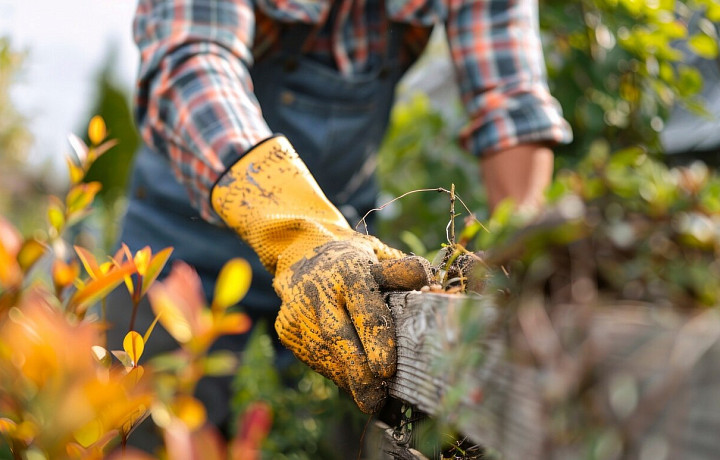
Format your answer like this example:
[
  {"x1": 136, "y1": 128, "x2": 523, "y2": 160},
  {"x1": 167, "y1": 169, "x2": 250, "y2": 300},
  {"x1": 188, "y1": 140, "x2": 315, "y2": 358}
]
[
  {"x1": 450, "y1": 183, "x2": 456, "y2": 245},
  {"x1": 128, "y1": 275, "x2": 142, "y2": 332},
  {"x1": 355, "y1": 187, "x2": 488, "y2": 235},
  {"x1": 128, "y1": 298, "x2": 139, "y2": 332}
]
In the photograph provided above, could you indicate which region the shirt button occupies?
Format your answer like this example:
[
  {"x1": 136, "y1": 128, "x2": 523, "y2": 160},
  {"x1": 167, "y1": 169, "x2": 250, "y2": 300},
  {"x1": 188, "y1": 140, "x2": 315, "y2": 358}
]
[{"x1": 281, "y1": 91, "x2": 295, "y2": 105}]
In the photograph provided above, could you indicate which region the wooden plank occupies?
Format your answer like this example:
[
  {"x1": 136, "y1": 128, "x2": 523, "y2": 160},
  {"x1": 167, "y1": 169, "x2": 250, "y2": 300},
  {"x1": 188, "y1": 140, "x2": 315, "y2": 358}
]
[{"x1": 386, "y1": 292, "x2": 720, "y2": 458}]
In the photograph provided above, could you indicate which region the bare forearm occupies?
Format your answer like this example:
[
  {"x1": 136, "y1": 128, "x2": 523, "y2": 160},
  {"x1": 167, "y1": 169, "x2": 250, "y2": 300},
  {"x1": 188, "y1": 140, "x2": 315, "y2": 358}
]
[{"x1": 480, "y1": 143, "x2": 554, "y2": 212}]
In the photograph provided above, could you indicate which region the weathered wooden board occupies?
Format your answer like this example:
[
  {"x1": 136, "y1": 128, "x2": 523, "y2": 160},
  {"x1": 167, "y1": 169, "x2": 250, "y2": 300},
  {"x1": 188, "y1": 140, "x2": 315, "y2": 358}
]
[{"x1": 387, "y1": 292, "x2": 720, "y2": 459}]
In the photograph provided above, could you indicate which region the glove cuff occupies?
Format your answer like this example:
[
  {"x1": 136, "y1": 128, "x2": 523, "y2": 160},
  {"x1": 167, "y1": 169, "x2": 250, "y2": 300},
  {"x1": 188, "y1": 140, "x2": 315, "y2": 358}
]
[{"x1": 210, "y1": 135, "x2": 352, "y2": 274}]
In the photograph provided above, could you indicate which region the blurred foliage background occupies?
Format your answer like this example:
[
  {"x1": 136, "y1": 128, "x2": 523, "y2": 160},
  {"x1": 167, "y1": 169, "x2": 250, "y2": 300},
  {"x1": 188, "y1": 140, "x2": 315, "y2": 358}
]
[
  {"x1": 377, "y1": 0, "x2": 720, "y2": 257},
  {"x1": 2, "y1": 0, "x2": 720, "y2": 458},
  {"x1": 0, "y1": 38, "x2": 52, "y2": 233}
]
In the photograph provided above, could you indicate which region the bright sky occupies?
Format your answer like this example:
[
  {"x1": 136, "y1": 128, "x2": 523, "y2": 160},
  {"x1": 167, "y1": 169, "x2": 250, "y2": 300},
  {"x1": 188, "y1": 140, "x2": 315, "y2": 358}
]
[{"x1": 0, "y1": 0, "x2": 138, "y2": 174}]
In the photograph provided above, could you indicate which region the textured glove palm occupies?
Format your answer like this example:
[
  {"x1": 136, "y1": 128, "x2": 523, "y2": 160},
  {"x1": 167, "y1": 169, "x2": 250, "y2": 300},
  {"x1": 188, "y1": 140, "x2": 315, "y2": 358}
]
[{"x1": 211, "y1": 136, "x2": 406, "y2": 412}]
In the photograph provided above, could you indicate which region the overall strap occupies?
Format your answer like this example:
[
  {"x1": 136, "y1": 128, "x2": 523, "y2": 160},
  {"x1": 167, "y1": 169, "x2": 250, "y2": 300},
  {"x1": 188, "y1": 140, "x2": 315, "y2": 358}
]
[
  {"x1": 386, "y1": 21, "x2": 406, "y2": 63},
  {"x1": 379, "y1": 21, "x2": 407, "y2": 77},
  {"x1": 280, "y1": 23, "x2": 316, "y2": 71}
]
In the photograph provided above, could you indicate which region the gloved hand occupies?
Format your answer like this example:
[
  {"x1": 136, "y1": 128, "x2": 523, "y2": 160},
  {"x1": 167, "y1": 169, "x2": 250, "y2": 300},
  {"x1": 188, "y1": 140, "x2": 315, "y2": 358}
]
[{"x1": 211, "y1": 135, "x2": 430, "y2": 413}]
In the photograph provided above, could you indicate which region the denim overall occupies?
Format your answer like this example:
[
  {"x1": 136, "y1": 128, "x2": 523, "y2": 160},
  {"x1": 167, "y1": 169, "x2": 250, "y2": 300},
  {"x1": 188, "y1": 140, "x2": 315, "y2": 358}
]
[{"x1": 108, "y1": 22, "x2": 409, "y2": 433}]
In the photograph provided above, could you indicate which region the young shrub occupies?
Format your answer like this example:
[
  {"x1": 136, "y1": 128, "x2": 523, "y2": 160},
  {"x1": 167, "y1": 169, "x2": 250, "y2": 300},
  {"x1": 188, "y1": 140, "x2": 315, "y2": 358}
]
[{"x1": 0, "y1": 117, "x2": 261, "y2": 459}]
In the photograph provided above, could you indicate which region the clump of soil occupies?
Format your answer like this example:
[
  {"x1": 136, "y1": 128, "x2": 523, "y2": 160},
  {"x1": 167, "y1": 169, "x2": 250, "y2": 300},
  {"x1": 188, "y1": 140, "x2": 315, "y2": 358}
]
[{"x1": 422, "y1": 246, "x2": 488, "y2": 295}]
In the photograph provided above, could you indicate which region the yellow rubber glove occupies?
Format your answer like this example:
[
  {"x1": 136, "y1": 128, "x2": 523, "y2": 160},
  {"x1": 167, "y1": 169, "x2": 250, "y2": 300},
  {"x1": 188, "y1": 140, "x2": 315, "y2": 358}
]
[{"x1": 211, "y1": 135, "x2": 429, "y2": 413}]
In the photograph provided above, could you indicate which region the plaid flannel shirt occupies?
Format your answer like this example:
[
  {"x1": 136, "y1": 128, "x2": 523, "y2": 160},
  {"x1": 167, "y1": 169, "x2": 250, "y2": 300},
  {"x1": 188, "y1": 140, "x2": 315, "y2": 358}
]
[{"x1": 133, "y1": 0, "x2": 572, "y2": 221}]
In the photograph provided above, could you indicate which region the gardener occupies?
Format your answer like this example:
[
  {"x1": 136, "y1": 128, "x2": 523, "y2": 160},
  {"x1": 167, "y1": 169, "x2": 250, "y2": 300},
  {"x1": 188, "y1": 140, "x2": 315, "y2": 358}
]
[{"x1": 108, "y1": 0, "x2": 572, "y2": 446}]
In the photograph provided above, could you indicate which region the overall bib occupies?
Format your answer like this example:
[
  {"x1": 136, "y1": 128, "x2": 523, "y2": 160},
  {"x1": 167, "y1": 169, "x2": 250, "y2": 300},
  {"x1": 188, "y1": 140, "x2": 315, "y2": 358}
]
[{"x1": 109, "y1": 21, "x2": 409, "y2": 432}]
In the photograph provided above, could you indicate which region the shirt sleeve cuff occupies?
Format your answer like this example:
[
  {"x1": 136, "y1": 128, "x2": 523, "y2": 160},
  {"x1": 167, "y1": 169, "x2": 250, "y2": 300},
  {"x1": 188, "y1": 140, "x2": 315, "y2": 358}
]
[{"x1": 461, "y1": 94, "x2": 573, "y2": 156}]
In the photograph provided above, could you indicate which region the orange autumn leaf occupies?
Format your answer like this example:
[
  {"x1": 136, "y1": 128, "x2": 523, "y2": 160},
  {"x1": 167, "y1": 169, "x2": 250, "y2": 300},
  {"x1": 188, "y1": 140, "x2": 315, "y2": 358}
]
[
  {"x1": 117, "y1": 243, "x2": 134, "y2": 264},
  {"x1": 2, "y1": 293, "x2": 99, "y2": 388},
  {"x1": 123, "y1": 366, "x2": 146, "y2": 388},
  {"x1": 0, "y1": 241, "x2": 22, "y2": 288},
  {"x1": 69, "y1": 262, "x2": 136, "y2": 314},
  {"x1": 213, "y1": 313, "x2": 251, "y2": 336},
  {"x1": 0, "y1": 418, "x2": 17, "y2": 434},
  {"x1": 172, "y1": 396, "x2": 207, "y2": 431},
  {"x1": 148, "y1": 285, "x2": 194, "y2": 344},
  {"x1": 148, "y1": 262, "x2": 207, "y2": 345},
  {"x1": 7, "y1": 421, "x2": 36, "y2": 446},
  {"x1": 112, "y1": 244, "x2": 173, "y2": 299},
  {"x1": 52, "y1": 258, "x2": 80, "y2": 291},
  {"x1": 0, "y1": 217, "x2": 21, "y2": 253},
  {"x1": 113, "y1": 243, "x2": 136, "y2": 296},
  {"x1": 141, "y1": 247, "x2": 173, "y2": 296},
  {"x1": 73, "y1": 246, "x2": 102, "y2": 279},
  {"x1": 65, "y1": 442, "x2": 87, "y2": 458}
]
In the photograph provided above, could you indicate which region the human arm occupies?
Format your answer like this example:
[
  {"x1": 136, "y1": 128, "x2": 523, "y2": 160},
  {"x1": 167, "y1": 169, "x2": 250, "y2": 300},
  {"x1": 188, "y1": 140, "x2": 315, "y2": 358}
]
[
  {"x1": 481, "y1": 143, "x2": 554, "y2": 212},
  {"x1": 133, "y1": 0, "x2": 272, "y2": 221},
  {"x1": 445, "y1": 0, "x2": 572, "y2": 206},
  {"x1": 133, "y1": 0, "x2": 423, "y2": 413}
]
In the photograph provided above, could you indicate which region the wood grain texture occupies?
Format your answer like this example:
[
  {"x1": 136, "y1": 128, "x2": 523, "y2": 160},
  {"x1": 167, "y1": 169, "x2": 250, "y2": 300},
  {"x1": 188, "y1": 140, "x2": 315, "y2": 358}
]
[{"x1": 387, "y1": 292, "x2": 720, "y2": 459}]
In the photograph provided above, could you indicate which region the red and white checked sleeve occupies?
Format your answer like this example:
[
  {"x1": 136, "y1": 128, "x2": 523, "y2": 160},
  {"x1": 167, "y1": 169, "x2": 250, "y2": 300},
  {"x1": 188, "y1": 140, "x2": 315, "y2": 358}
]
[
  {"x1": 445, "y1": 0, "x2": 572, "y2": 156},
  {"x1": 133, "y1": 0, "x2": 273, "y2": 222}
]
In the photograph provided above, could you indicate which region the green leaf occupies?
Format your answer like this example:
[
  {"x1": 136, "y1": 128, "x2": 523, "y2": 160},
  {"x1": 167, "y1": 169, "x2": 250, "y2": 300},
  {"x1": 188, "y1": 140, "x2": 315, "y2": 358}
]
[
  {"x1": 688, "y1": 33, "x2": 718, "y2": 59},
  {"x1": 91, "y1": 345, "x2": 113, "y2": 368},
  {"x1": 676, "y1": 65, "x2": 703, "y2": 97},
  {"x1": 111, "y1": 350, "x2": 134, "y2": 369},
  {"x1": 203, "y1": 351, "x2": 238, "y2": 376},
  {"x1": 399, "y1": 231, "x2": 428, "y2": 258}
]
